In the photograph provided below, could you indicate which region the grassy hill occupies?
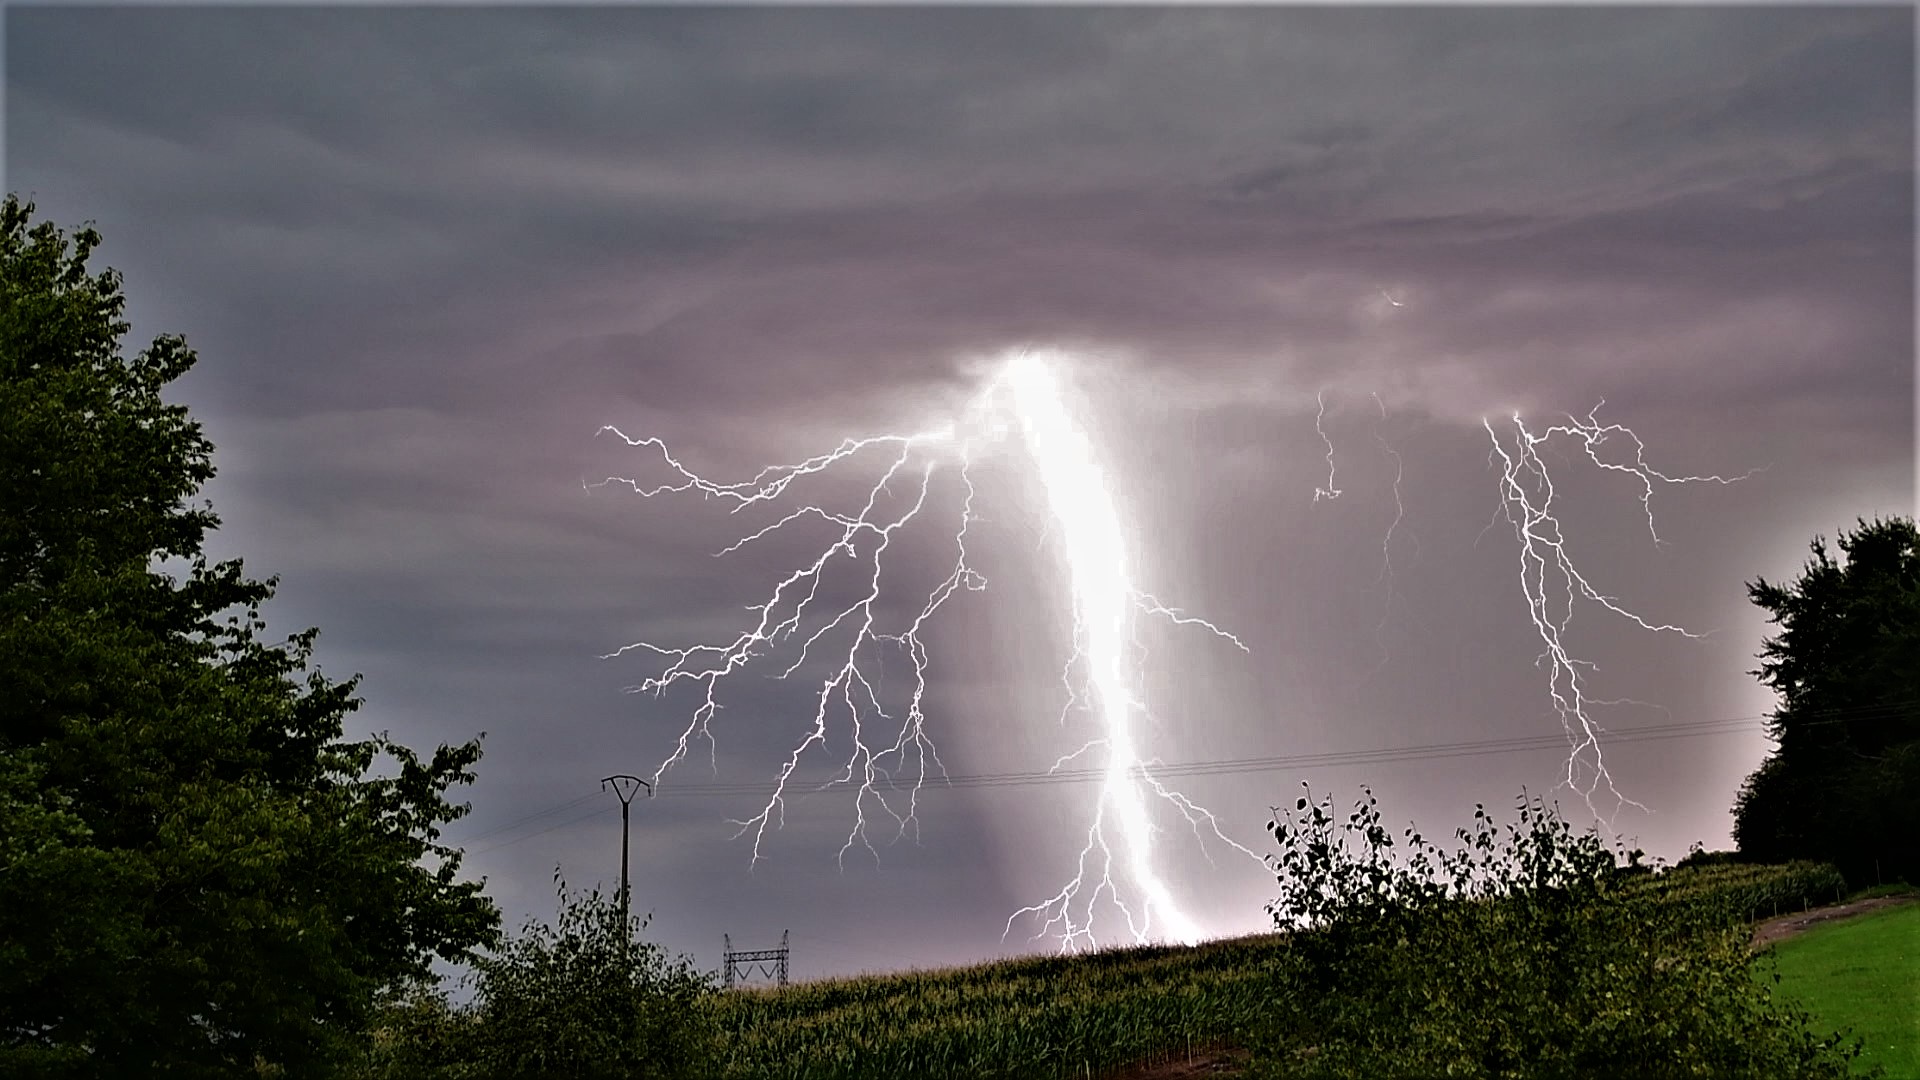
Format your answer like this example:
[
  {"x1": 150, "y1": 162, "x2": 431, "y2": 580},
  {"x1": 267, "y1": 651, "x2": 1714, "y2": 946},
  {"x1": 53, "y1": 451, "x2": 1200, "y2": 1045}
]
[{"x1": 1768, "y1": 899, "x2": 1920, "y2": 1078}]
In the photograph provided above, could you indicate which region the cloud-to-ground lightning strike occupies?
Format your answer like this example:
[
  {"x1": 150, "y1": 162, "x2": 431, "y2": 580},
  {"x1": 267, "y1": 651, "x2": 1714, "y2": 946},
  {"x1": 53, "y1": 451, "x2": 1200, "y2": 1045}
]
[
  {"x1": 1312, "y1": 391, "x2": 1343, "y2": 502},
  {"x1": 1368, "y1": 393, "x2": 1416, "y2": 672},
  {"x1": 996, "y1": 355, "x2": 1259, "y2": 949},
  {"x1": 1483, "y1": 402, "x2": 1756, "y2": 813},
  {"x1": 595, "y1": 349, "x2": 1258, "y2": 949}
]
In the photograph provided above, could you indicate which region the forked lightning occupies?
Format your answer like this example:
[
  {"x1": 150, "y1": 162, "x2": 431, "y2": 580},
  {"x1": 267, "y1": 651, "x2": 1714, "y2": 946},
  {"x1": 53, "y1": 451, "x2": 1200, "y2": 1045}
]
[
  {"x1": 596, "y1": 349, "x2": 1258, "y2": 949},
  {"x1": 595, "y1": 355, "x2": 1752, "y2": 948},
  {"x1": 1483, "y1": 402, "x2": 1756, "y2": 812}
]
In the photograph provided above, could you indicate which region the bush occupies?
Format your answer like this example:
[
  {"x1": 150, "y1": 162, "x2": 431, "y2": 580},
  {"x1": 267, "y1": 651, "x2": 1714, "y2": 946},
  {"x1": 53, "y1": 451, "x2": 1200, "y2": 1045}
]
[
  {"x1": 353, "y1": 877, "x2": 717, "y2": 1080},
  {"x1": 467, "y1": 876, "x2": 717, "y2": 1079},
  {"x1": 357, "y1": 979, "x2": 482, "y2": 1080},
  {"x1": 1252, "y1": 787, "x2": 1865, "y2": 1079}
]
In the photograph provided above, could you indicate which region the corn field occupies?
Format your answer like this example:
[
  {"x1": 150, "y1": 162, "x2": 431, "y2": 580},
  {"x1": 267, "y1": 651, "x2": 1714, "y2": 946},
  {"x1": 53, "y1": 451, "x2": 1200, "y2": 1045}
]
[
  {"x1": 702, "y1": 861, "x2": 1847, "y2": 1079},
  {"x1": 706, "y1": 932, "x2": 1295, "y2": 1079},
  {"x1": 1617, "y1": 860, "x2": 1847, "y2": 924}
]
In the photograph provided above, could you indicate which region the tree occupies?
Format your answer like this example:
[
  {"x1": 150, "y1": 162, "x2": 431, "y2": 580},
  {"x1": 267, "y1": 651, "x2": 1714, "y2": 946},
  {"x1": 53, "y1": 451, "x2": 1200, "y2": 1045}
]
[
  {"x1": 0, "y1": 195, "x2": 499, "y2": 1077},
  {"x1": 1734, "y1": 516, "x2": 1920, "y2": 884}
]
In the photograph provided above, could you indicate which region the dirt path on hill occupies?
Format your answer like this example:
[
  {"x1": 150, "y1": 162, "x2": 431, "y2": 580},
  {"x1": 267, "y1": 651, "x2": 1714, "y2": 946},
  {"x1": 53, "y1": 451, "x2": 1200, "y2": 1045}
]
[
  {"x1": 1098, "y1": 1045, "x2": 1251, "y2": 1079},
  {"x1": 1750, "y1": 893, "x2": 1917, "y2": 950}
]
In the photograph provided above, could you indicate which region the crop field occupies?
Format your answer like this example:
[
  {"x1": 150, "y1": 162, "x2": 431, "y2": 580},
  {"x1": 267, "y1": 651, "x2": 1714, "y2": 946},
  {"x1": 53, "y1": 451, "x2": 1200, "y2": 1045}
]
[
  {"x1": 707, "y1": 932, "x2": 1290, "y2": 1079},
  {"x1": 1616, "y1": 859, "x2": 1848, "y2": 923},
  {"x1": 704, "y1": 861, "x2": 1854, "y2": 1080},
  {"x1": 1769, "y1": 900, "x2": 1920, "y2": 1078}
]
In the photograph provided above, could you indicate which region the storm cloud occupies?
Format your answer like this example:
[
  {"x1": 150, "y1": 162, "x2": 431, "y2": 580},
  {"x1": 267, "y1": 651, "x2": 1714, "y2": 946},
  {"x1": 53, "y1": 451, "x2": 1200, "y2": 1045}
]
[{"x1": 8, "y1": 6, "x2": 1913, "y2": 978}]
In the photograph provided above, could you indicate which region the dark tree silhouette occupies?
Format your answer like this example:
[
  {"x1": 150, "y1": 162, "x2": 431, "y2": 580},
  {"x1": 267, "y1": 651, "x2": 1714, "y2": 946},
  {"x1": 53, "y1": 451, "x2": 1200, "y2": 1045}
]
[
  {"x1": 0, "y1": 196, "x2": 499, "y2": 1077},
  {"x1": 1734, "y1": 515, "x2": 1920, "y2": 884}
]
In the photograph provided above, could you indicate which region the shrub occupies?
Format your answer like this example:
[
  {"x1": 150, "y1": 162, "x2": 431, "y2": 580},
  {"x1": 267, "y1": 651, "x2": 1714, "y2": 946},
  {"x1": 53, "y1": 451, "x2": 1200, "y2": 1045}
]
[
  {"x1": 356, "y1": 979, "x2": 481, "y2": 1080},
  {"x1": 466, "y1": 875, "x2": 718, "y2": 1080},
  {"x1": 1252, "y1": 787, "x2": 1864, "y2": 1079},
  {"x1": 351, "y1": 876, "x2": 717, "y2": 1080}
]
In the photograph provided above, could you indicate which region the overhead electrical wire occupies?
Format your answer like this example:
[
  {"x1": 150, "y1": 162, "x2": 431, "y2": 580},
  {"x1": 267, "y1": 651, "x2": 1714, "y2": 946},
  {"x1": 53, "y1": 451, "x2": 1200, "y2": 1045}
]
[{"x1": 452, "y1": 698, "x2": 1915, "y2": 855}]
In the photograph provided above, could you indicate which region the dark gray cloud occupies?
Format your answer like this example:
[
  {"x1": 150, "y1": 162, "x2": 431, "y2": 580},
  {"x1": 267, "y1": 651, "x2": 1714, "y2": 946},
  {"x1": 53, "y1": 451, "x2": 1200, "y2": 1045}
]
[{"x1": 8, "y1": 5, "x2": 1913, "y2": 979}]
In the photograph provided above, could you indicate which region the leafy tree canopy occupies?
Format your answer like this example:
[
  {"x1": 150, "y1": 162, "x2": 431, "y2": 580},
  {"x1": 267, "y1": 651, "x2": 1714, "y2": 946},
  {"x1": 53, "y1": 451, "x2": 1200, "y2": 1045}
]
[
  {"x1": 0, "y1": 195, "x2": 499, "y2": 1077},
  {"x1": 1734, "y1": 516, "x2": 1920, "y2": 883}
]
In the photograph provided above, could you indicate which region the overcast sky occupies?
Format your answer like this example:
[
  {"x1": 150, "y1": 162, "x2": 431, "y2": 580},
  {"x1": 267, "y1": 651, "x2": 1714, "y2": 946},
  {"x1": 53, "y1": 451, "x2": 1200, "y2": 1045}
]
[{"x1": 8, "y1": 5, "x2": 1914, "y2": 982}]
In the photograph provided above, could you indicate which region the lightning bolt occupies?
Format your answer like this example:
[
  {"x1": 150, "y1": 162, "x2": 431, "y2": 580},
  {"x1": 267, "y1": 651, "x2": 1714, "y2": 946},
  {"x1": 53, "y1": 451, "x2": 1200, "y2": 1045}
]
[
  {"x1": 1312, "y1": 391, "x2": 1343, "y2": 502},
  {"x1": 1368, "y1": 392, "x2": 1417, "y2": 672},
  {"x1": 596, "y1": 349, "x2": 1258, "y2": 949},
  {"x1": 995, "y1": 352, "x2": 1259, "y2": 950},
  {"x1": 592, "y1": 421, "x2": 973, "y2": 868},
  {"x1": 1483, "y1": 401, "x2": 1757, "y2": 813}
]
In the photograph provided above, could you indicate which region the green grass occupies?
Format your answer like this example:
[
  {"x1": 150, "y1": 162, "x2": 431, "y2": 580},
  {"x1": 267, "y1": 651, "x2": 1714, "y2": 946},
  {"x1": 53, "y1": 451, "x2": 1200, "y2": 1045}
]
[{"x1": 1769, "y1": 901, "x2": 1920, "y2": 1078}]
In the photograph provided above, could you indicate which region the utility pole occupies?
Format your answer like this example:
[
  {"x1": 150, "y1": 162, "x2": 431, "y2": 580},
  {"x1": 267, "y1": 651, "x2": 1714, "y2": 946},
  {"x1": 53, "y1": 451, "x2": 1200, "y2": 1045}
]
[{"x1": 600, "y1": 774, "x2": 651, "y2": 930}]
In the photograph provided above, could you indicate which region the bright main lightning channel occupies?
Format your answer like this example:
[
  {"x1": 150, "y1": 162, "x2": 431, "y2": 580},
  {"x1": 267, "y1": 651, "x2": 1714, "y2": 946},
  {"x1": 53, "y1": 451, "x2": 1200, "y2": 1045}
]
[{"x1": 597, "y1": 349, "x2": 1256, "y2": 950}]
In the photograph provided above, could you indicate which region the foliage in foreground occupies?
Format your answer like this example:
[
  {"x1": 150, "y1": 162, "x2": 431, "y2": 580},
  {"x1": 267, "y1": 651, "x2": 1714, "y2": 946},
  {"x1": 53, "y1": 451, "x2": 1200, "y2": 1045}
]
[
  {"x1": 0, "y1": 195, "x2": 498, "y2": 1077},
  {"x1": 364, "y1": 910, "x2": 1284, "y2": 1080},
  {"x1": 357, "y1": 881, "x2": 716, "y2": 1080},
  {"x1": 1251, "y1": 787, "x2": 1864, "y2": 1079},
  {"x1": 357, "y1": 854, "x2": 1870, "y2": 1080}
]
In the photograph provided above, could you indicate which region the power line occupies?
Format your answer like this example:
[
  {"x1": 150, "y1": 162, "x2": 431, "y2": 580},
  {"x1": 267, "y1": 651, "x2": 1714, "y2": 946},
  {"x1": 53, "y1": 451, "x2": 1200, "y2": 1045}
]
[
  {"x1": 648, "y1": 718, "x2": 1760, "y2": 798},
  {"x1": 648, "y1": 701, "x2": 1915, "y2": 800},
  {"x1": 466, "y1": 802, "x2": 613, "y2": 856},
  {"x1": 452, "y1": 698, "x2": 1916, "y2": 853},
  {"x1": 448, "y1": 789, "x2": 600, "y2": 847}
]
